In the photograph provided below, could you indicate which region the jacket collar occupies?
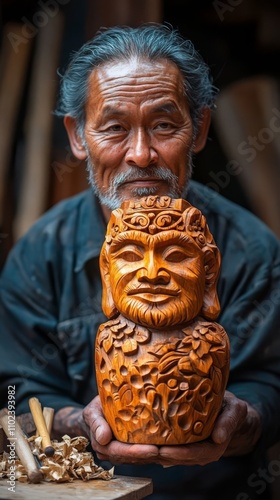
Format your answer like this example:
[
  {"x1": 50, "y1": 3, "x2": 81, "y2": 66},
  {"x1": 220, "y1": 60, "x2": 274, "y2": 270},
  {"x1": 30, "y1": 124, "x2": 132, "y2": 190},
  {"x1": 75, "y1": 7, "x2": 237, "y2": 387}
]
[{"x1": 74, "y1": 189, "x2": 108, "y2": 272}]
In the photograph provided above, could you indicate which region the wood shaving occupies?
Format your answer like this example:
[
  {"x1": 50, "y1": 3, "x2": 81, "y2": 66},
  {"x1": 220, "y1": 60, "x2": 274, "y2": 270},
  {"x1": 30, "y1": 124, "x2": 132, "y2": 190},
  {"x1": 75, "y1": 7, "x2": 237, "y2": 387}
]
[
  {"x1": 0, "y1": 452, "x2": 29, "y2": 482},
  {"x1": 0, "y1": 435, "x2": 114, "y2": 483}
]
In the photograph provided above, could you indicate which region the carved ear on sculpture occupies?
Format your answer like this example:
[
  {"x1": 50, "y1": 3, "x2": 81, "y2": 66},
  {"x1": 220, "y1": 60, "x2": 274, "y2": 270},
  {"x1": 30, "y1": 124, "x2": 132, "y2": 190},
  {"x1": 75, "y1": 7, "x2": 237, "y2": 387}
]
[
  {"x1": 201, "y1": 285, "x2": 220, "y2": 320},
  {"x1": 201, "y1": 246, "x2": 221, "y2": 320},
  {"x1": 100, "y1": 243, "x2": 118, "y2": 318}
]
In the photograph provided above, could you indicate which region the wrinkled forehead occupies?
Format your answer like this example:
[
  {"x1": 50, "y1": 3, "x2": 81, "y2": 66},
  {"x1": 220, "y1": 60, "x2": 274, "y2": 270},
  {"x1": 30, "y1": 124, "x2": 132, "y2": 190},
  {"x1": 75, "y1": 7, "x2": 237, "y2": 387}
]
[{"x1": 87, "y1": 56, "x2": 185, "y2": 96}]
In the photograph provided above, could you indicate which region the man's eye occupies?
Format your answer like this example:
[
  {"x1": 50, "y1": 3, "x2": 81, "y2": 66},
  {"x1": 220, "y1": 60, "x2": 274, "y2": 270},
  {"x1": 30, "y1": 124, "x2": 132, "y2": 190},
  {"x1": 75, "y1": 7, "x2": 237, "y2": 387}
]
[
  {"x1": 155, "y1": 122, "x2": 172, "y2": 130},
  {"x1": 108, "y1": 124, "x2": 125, "y2": 132}
]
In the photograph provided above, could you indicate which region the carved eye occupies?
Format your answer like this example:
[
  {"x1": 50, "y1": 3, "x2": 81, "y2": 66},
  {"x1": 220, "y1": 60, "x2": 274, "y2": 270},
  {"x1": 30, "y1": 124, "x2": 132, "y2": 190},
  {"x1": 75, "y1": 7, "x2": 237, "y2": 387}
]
[
  {"x1": 112, "y1": 243, "x2": 144, "y2": 262},
  {"x1": 117, "y1": 251, "x2": 143, "y2": 262},
  {"x1": 164, "y1": 250, "x2": 189, "y2": 263}
]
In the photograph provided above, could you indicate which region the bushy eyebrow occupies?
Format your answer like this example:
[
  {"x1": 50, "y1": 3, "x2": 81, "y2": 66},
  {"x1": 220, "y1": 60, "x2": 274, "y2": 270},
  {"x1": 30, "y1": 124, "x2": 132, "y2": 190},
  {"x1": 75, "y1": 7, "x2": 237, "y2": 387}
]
[
  {"x1": 102, "y1": 106, "x2": 124, "y2": 117},
  {"x1": 101, "y1": 102, "x2": 178, "y2": 118},
  {"x1": 151, "y1": 103, "x2": 178, "y2": 114}
]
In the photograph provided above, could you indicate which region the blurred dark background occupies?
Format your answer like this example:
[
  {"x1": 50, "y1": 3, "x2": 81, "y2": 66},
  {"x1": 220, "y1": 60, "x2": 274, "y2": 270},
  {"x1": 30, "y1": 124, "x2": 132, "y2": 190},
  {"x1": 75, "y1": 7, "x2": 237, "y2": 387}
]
[{"x1": 1, "y1": 0, "x2": 280, "y2": 267}]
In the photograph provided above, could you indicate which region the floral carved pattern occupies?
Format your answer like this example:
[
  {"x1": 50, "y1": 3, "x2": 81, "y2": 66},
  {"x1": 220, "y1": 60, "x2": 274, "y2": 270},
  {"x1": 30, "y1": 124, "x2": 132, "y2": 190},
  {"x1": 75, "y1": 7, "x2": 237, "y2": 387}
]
[{"x1": 95, "y1": 316, "x2": 229, "y2": 444}]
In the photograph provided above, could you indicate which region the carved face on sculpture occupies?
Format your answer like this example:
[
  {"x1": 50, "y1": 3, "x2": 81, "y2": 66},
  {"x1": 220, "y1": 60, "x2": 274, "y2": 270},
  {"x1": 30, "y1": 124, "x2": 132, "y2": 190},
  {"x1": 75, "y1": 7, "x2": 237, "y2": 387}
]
[
  {"x1": 107, "y1": 230, "x2": 205, "y2": 327},
  {"x1": 100, "y1": 196, "x2": 221, "y2": 328}
]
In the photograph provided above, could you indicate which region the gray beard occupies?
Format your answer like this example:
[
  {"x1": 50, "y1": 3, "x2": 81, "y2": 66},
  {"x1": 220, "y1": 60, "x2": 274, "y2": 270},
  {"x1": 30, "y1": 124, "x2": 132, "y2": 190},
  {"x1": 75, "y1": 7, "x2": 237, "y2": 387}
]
[{"x1": 85, "y1": 158, "x2": 193, "y2": 210}]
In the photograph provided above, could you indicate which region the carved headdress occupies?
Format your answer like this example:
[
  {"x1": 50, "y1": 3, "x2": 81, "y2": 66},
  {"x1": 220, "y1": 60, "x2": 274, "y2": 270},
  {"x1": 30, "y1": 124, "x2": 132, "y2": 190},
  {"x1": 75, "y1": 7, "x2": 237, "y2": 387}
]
[{"x1": 100, "y1": 196, "x2": 221, "y2": 320}]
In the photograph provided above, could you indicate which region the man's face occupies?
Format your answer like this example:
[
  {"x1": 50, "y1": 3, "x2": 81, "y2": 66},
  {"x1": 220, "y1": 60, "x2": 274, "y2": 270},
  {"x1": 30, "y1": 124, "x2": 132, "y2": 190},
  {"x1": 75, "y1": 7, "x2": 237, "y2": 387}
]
[
  {"x1": 107, "y1": 230, "x2": 205, "y2": 327},
  {"x1": 81, "y1": 58, "x2": 196, "y2": 209}
]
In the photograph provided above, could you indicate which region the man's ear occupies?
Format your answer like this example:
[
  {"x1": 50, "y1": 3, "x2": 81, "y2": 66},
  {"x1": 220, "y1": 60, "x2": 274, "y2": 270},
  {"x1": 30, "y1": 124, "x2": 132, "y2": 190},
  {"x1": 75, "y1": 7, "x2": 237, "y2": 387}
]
[
  {"x1": 63, "y1": 115, "x2": 87, "y2": 160},
  {"x1": 193, "y1": 107, "x2": 211, "y2": 153}
]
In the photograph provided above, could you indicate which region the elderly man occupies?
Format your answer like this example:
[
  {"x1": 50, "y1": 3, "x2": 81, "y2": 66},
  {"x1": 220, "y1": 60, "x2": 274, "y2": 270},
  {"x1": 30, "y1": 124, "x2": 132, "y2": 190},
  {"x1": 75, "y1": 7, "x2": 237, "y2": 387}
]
[{"x1": 1, "y1": 24, "x2": 280, "y2": 499}]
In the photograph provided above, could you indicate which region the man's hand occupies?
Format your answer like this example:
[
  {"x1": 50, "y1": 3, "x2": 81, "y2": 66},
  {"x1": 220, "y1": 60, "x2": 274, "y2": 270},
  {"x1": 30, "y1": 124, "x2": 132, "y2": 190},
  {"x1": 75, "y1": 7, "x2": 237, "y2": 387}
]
[
  {"x1": 83, "y1": 391, "x2": 262, "y2": 467},
  {"x1": 52, "y1": 406, "x2": 89, "y2": 440},
  {"x1": 16, "y1": 406, "x2": 89, "y2": 440},
  {"x1": 83, "y1": 396, "x2": 160, "y2": 464}
]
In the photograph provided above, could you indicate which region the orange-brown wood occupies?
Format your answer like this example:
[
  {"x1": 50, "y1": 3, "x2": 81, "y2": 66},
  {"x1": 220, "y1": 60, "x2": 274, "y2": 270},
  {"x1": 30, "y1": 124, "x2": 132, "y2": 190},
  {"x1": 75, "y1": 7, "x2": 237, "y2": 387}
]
[{"x1": 96, "y1": 196, "x2": 230, "y2": 444}]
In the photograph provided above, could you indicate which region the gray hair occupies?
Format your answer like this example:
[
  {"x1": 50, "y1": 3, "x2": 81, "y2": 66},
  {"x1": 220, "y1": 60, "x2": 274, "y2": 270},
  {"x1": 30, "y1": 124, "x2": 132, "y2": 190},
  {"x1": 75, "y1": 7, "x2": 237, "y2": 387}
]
[{"x1": 55, "y1": 23, "x2": 218, "y2": 135}]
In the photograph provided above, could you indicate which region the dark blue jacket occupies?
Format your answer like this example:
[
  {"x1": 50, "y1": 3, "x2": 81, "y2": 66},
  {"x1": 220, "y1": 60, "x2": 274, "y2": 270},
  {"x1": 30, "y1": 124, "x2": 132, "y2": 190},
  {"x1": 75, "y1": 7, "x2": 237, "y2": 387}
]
[{"x1": 1, "y1": 180, "x2": 280, "y2": 499}]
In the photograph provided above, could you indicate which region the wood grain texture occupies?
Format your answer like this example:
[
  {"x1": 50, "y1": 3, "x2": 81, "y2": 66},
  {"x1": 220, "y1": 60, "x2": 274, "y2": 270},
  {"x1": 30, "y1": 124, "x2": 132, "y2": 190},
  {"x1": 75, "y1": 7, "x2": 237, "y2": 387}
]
[
  {"x1": 96, "y1": 196, "x2": 230, "y2": 444},
  {"x1": 0, "y1": 475, "x2": 153, "y2": 499}
]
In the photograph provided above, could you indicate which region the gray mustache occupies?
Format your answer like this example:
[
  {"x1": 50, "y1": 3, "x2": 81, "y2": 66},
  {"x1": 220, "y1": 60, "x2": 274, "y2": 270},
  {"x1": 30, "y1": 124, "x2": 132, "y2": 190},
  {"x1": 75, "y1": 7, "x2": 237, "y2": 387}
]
[{"x1": 112, "y1": 167, "x2": 178, "y2": 187}]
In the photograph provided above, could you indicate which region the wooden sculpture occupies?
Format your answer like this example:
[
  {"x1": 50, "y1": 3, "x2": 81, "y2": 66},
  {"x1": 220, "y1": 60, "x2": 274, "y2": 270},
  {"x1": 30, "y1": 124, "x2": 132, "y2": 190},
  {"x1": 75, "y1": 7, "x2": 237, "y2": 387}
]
[{"x1": 95, "y1": 196, "x2": 230, "y2": 445}]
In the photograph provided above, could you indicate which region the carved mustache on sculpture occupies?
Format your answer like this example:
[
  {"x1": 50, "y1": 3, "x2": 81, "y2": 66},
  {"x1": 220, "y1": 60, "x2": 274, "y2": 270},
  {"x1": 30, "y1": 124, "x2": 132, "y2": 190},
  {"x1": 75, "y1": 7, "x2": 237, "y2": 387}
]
[{"x1": 95, "y1": 196, "x2": 230, "y2": 444}]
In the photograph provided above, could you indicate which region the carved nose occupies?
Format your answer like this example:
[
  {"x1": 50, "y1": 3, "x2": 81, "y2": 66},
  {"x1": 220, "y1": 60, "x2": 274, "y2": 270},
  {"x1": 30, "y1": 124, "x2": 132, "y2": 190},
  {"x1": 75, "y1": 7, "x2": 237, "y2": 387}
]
[{"x1": 138, "y1": 269, "x2": 170, "y2": 285}]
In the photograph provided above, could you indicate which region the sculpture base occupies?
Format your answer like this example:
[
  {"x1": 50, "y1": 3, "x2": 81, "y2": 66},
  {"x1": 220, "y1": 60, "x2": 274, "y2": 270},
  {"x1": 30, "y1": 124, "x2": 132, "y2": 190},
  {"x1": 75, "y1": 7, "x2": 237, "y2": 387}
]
[{"x1": 95, "y1": 315, "x2": 230, "y2": 445}]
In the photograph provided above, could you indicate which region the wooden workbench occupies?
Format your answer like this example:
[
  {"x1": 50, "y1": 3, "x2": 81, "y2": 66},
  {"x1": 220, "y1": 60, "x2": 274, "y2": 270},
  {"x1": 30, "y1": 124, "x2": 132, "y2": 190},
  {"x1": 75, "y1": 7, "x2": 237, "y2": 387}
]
[{"x1": 0, "y1": 475, "x2": 153, "y2": 499}]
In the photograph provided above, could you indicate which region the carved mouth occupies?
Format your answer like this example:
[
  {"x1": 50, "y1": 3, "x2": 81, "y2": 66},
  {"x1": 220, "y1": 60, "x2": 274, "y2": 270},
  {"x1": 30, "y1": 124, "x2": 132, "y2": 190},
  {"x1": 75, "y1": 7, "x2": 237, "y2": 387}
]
[{"x1": 128, "y1": 287, "x2": 179, "y2": 296}]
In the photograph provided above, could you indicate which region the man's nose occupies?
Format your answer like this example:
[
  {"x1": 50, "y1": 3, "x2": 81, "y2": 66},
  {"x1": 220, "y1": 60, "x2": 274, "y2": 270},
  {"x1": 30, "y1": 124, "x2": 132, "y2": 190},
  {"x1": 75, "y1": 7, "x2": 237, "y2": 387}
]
[{"x1": 125, "y1": 129, "x2": 158, "y2": 167}]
